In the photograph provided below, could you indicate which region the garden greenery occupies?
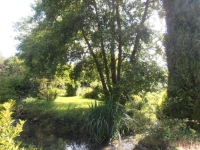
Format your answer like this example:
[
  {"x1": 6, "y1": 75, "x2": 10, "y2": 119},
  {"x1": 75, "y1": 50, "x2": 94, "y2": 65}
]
[{"x1": 0, "y1": 100, "x2": 25, "y2": 150}]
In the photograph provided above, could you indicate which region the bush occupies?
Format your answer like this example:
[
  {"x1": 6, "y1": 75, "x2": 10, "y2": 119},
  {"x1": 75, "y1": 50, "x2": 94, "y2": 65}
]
[
  {"x1": 137, "y1": 117, "x2": 200, "y2": 149},
  {"x1": 38, "y1": 88, "x2": 58, "y2": 102},
  {"x1": 66, "y1": 83, "x2": 77, "y2": 96},
  {"x1": 0, "y1": 100, "x2": 25, "y2": 150},
  {"x1": 124, "y1": 101, "x2": 153, "y2": 134},
  {"x1": 37, "y1": 78, "x2": 59, "y2": 101},
  {"x1": 82, "y1": 90, "x2": 97, "y2": 99},
  {"x1": 0, "y1": 75, "x2": 33, "y2": 103},
  {"x1": 82, "y1": 86, "x2": 103, "y2": 99},
  {"x1": 0, "y1": 77, "x2": 21, "y2": 103}
]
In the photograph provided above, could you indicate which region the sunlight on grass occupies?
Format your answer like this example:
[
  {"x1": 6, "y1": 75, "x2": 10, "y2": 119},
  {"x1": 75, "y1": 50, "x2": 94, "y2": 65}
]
[{"x1": 54, "y1": 96, "x2": 101, "y2": 110}]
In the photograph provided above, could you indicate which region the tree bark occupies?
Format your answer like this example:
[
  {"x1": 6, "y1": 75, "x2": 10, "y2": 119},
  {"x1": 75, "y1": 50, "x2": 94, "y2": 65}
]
[
  {"x1": 163, "y1": 0, "x2": 200, "y2": 129},
  {"x1": 93, "y1": 0, "x2": 112, "y2": 92},
  {"x1": 130, "y1": 0, "x2": 150, "y2": 61},
  {"x1": 81, "y1": 28, "x2": 109, "y2": 95},
  {"x1": 116, "y1": 0, "x2": 122, "y2": 82},
  {"x1": 110, "y1": 0, "x2": 117, "y2": 85}
]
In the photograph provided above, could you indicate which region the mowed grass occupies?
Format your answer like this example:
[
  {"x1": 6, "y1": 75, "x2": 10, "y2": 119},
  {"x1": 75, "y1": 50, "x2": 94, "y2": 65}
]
[
  {"x1": 54, "y1": 96, "x2": 101, "y2": 110},
  {"x1": 19, "y1": 96, "x2": 101, "y2": 117}
]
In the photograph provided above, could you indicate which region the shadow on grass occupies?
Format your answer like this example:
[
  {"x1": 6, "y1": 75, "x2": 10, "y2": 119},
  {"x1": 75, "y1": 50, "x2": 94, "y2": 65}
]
[{"x1": 13, "y1": 97, "x2": 95, "y2": 140}]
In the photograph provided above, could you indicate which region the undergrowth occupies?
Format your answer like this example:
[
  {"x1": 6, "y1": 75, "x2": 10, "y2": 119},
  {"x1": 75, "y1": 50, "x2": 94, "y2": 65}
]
[{"x1": 12, "y1": 91, "x2": 200, "y2": 149}]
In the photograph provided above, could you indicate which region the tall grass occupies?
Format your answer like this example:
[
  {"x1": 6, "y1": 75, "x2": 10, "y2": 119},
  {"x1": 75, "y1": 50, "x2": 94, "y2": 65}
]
[{"x1": 85, "y1": 100, "x2": 133, "y2": 145}]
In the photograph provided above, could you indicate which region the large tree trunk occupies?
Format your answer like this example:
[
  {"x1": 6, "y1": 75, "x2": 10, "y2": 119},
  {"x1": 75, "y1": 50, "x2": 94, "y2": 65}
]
[{"x1": 163, "y1": 0, "x2": 200, "y2": 129}]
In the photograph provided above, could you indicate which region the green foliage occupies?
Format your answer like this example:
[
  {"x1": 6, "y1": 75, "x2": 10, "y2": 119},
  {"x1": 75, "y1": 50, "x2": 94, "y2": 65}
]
[
  {"x1": 12, "y1": 91, "x2": 200, "y2": 149},
  {"x1": 86, "y1": 101, "x2": 116, "y2": 144},
  {"x1": 3, "y1": 57, "x2": 27, "y2": 76},
  {"x1": 37, "y1": 78, "x2": 59, "y2": 101},
  {"x1": 70, "y1": 57, "x2": 100, "y2": 82},
  {"x1": 13, "y1": 96, "x2": 93, "y2": 139},
  {"x1": 0, "y1": 76, "x2": 25, "y2": 103},
  {"x1": 38, "y1": 86, "x2": 58, "y2": 102},
  {"x1": 65, "y1": 83, "x2": 77, "y2": 96},
  {"x1": 125, "y1": 91, "x2": 200, "y2": 149},
  {"x1": 139, "y1": 118, "x2": 200, "y2": 149},
  {"x1": 0, "y1": 54, "x2": 5, "y2": 64},
  {"x1": 82, "y1": 86, "x2": 102, "y2": 99},
  {"x1": 43, "y1": 138, "x2": 66, "y2": 150},
  {"x1": 125, "y1": 100, "x2": 152, "y2": 132},
  {"x1": 83, "y1": 90, "x2": 98, "y2": 99},
  {"x1": 163, "y1": 0, "x2": 200, "y2": 128},
  {"x1": 0, "y1": 100, "x2": 25, "y2": 150},
  {"x1": 0, "y1": 57, "x2": 31, "y2": 102},
  {"x1": 121, "y1": 60, "x2": 167, "y2": 97},
  {"x1": 16, "y1": 0, "x2": 165, "y2": 105},
  {"x1": 85, "y1": 100, "x2": 131, "y2": 144}
]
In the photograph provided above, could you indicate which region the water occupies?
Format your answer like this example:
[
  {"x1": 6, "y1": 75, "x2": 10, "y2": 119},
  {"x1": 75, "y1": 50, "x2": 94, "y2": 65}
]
[
  {"x1": 65, "y1": 143, "x2": 89, "y2": 150},
  {"x1": 21, "y1": 122, "x2": 137, "y2": 150},
  {"x1": 21, "y1": 122, "x2": 90, "y2": 149}
]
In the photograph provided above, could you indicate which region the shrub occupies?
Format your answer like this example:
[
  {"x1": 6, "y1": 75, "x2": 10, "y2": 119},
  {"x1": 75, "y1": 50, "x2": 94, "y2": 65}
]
[
  {"x1": 37, "y1": 78, "x2": 59, "y2": 101},
  {"x1": 66, "y1": 83, "x2": 77, "y2": 96},
  {"x1": 82, "y1": 86, "x2": 103, "y2": 99},
  {"x1": 39, "y1": 87, "x2": 58, "y2": 102},
  {"x1": 124, "y1": 101, "x2": 153, "y2": 134},
  {"x1": 139, "y1": 118, "x2": 200, "y2": 149},
  {"x1": 0, "y1": 77, "x2": 19, "y2": 103},
  {"x1": 82, "y1": 90, "x2": 97, "y2": 99},
  {"x1": 0, "y1": 100, "x2": 25, "y2": 150}
]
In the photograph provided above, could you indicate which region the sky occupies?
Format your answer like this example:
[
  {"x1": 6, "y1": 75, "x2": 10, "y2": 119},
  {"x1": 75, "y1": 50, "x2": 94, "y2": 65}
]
[{"x1": 0, "y1": 0, "x2": 34, "y2": 58}]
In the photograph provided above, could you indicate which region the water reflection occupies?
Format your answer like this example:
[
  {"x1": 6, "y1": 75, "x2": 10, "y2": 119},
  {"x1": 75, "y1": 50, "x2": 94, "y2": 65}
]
[
  {"x1": 65, "y1": 143, "x2": 89, "y2": 150},
  {"x1": 21, "y1": 122, "x2": 137, "y2": 150}
]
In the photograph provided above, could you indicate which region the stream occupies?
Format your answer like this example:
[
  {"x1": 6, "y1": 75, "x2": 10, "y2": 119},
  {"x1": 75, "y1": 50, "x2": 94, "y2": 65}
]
[{"x1": 21, "y1": 122, "x2": 138, "y2": 150}]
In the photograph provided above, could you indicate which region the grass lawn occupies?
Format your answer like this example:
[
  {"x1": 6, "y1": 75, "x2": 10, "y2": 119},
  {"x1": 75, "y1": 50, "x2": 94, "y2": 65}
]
[
  {"x1": 54, "y1": 96, "x2": 101, "y2": 110},
  {"x1": 17, "y1": 96, "x2": 101, "y2": 118}
]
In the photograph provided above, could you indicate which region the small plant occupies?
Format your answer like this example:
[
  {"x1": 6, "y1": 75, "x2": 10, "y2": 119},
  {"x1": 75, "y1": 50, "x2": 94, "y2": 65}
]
[
  {"x1": 0, "y1": 99, "x2": 25, "y2": 150},
  {"x1": 37, "y1": 78, "x2": 59, "y2": 101}
]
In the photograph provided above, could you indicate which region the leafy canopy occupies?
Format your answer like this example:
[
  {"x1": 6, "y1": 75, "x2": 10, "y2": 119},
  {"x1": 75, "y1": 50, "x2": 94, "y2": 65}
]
[{"x1": 16, "y1": 0, "x2": 166, "y2": 102}]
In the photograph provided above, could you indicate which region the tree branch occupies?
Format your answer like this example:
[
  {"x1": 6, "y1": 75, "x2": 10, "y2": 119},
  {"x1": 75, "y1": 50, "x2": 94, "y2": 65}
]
[
  {"x1": 81, "y1": 28, "x2": 108, "y2": 94},
  {"x1": 93, "y1": 0, "x2": 112, "y2": 92},
  {"x1": 116, "y1": 0, "x2": 122, "y2": 82},
  {"x1": 110, "y1": 0, "x2": 117, "y2": 85},
  {"x1": 130, "y1": 0, "x2": 150, "y2": 61}
]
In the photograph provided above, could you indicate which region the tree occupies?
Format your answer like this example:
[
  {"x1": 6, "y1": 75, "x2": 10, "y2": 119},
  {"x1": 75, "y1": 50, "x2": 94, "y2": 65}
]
[
  {"x1": 0, "y1": 57, "x2": 31, "y2": 102},
  {"x1": 0, "y1": 53, "x2": 5, "y2": 64},
  {"x1": 17, "y1": 0, "x2": 165, "y2": 104},
  {"x1": 162, "y1": 0, "x2": 200, "y2": 128},
  {"x1": 3, "y1": 57, "x2": 27, "y2": 76}
]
